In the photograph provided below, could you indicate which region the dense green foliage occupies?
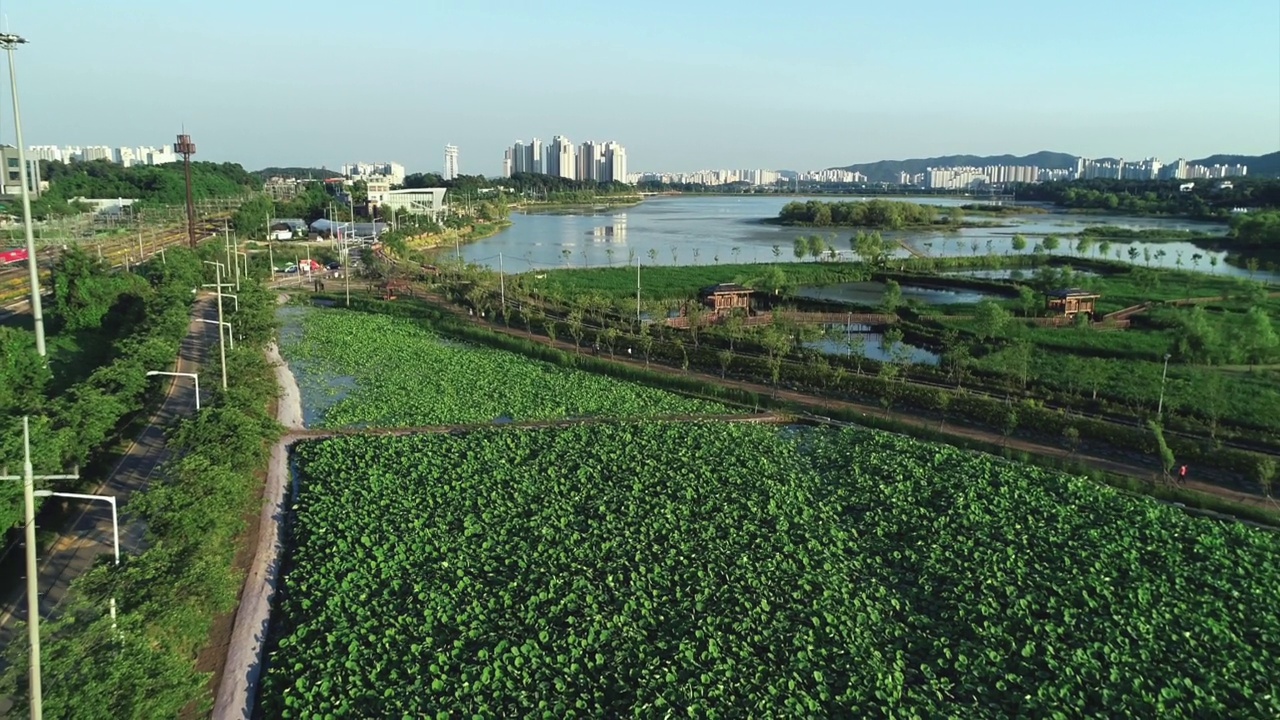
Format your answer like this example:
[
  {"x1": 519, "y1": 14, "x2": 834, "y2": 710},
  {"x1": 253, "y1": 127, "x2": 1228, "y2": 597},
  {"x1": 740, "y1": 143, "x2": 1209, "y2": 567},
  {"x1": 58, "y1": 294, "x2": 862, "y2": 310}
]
[
  {"x1": 0, "y1": 248, "x2": 204, "y2": 531},
  {"x1": 251, "y1": 166, "x2": 344, "y2": 181},
  {"x1": 1230, "y1": 211, "x2": 1280, "y2": 247},
  {"x1": 1076, "y1": 225, "x2": 1221, "y2": 241},
  {"x1": 0, "y1": 276, "x2": 282, "y2": 719},
  {"x1": 264, "y1": 424, "x2": 1280, "y2": 717},
  {"x1": 1014, "y1": 178, "x2": 1280, "y2": 218},
  {"x1": 19, "y1": 159, "x2": 258, "y2": 219},
  {"x1": 281, "y1": 308, "x2": 728, "y2": 427},
  {"x1": 776, "y1": 199, "x2": 966, "y2": 228}
]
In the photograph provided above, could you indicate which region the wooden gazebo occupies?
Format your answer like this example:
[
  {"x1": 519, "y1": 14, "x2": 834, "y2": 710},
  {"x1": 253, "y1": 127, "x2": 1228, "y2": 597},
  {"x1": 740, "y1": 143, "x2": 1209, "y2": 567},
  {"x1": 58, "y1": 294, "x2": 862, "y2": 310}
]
[
  {"x1": 1045, "y1": 288, "x2": 1100, "y2": 318},
  {"x1": 699, "y1": 283, "x2": 753, "y2": 317}
]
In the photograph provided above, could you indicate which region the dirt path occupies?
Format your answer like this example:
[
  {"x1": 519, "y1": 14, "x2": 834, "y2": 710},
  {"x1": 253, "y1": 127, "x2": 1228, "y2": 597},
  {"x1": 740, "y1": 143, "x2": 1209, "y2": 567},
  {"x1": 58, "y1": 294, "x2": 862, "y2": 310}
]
[
  {"x1": 416, "y1": 294, "x2": 1271, "y2": 512},
  {"x1": 211, "y1": 339, "x2": 303, "y2": 720}
]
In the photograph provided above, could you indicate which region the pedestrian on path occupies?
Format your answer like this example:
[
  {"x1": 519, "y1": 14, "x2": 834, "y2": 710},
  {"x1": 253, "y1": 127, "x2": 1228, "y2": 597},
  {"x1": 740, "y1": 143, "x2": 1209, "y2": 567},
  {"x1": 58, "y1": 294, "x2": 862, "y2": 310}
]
[{"x1": 1179, "y1": 464, "x2": 1188, "y2": 483}]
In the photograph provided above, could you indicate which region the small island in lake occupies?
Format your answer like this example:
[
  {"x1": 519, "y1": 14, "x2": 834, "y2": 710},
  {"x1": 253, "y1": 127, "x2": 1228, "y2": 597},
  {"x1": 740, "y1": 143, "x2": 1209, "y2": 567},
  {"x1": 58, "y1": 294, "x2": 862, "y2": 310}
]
[{"x1": 766, "y1": 199, "x2": 1009, "y2": 229}]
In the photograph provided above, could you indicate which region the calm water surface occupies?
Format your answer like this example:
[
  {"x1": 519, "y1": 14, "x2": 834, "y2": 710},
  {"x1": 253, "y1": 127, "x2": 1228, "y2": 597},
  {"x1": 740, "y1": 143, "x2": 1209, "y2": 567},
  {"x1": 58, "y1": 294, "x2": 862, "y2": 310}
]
[{"x1": 457, "y1": 196, "x2": 1277, "y2": 281}]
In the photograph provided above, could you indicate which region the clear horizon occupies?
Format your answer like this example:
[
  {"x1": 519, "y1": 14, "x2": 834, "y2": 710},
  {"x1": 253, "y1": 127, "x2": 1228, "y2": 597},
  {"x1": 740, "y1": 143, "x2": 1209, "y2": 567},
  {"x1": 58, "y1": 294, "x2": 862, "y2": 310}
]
[{"x1": 4, "y1": 0, "x2": 1278, "y2": 175}]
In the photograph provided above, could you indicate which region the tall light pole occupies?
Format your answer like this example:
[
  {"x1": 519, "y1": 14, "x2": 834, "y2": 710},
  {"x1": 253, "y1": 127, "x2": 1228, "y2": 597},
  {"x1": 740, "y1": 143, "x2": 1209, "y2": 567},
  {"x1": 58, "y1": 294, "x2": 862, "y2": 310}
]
[
  {"x1": 1156, "y1": 352, "x2": 1172, "y2": 419},
  {"x1": 203, "y1": 261, "x2": 229, "y2": 390},
  {"x1": 0, "y1": 417, "x2": 80, "y2": 720},
  {"x1": 1, "y1": 33, "x2": 46, "y2": 359},
  {"x1": 146, "y1": 370, "x2": 201, "y2": 410},
  {"x1": 196, "y1": 319, "x2": 233, "y2": 350}
]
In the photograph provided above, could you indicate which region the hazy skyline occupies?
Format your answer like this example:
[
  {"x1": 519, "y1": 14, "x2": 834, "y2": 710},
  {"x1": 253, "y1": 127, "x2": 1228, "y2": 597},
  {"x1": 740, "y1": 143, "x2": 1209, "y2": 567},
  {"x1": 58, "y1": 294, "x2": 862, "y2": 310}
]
[{"x1": 5, "y1": 0, "x2": 1278, "y2": 175}]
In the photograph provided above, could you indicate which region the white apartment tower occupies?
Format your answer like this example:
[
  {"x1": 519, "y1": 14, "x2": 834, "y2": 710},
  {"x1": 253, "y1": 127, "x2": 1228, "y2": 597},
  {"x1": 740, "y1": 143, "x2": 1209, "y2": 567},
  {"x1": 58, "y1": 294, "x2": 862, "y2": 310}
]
[
  {"x1": 603, "y1": 142, "x2": 627, "y2": 184},
  {"x1": 444, "y1": 144, "x2": 459, "y2": 180},
  {"x1": 549, "y1": 136, "x2": 577, "y2": 180}
]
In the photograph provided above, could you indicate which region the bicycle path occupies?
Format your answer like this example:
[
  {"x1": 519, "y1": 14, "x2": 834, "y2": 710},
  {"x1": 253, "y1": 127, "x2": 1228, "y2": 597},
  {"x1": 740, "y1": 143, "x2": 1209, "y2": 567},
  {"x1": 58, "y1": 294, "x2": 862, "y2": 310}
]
[{"x1": 0, "y1": 297, "x2": 217, "y2": 687}]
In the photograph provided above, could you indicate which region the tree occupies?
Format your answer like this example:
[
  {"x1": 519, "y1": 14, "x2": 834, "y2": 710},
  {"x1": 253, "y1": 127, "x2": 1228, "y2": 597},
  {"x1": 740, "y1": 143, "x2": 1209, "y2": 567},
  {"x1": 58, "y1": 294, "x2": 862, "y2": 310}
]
[
  {"x1": 771, "y1": 245, "x2": 781, "y2": 260},
  {"x1": 972, "y1": 300, "x2": 1010, "y2": 341},
  {"x1": 1011, "y1": 234, "x2": 1028, "y2": 253},
  {"x1": 761, "y1": 319, "x2": 795, "y2": 393},
  {"x1": 638, "y1": 322, "x2": 655, "y2": 366},
  {"x1": 1147, "y1": 420, "x2": 1176, "y2": 482},
  {"x1": 806, "y1": 235, "x2": 827, "y2": 261},
  {"x1": 1255, "y1": 456, "x2": 1277, "y2": 498},
  {"x1": 1001, "y1": 407, "x2": 1019, "y2": 447},
  {"x1": 1043, "y1": 235, "x2": 1061, "y2": 253},
  {"x1": 1172, "y1": 305, "x2": 1219, "y2": 364},
  {"x1": 647, "y1": 248, "x2": 658, "y2": 264},
  {"x1": 565, "y1": 308, "x2": 585, "y2": 352},
  {"x1": 600, "y1": 327, "x2": 619, "y2": 358},
  {"x1": 685, "y1": 302, "x2": 707, "y2": 349},
  {"x1": 1242, "y1": 306, "x2": 1278, "y2": 365},
  {"x1": 879, "y1": 280, "x2": 903, "y2": 315},
  {"x1": 1062, "y1": 426, "x2": 1080, "y2": 457},
  {"x1": 1017, "y1": 285, "x2": 1038, "y2": 317},
  {"x1": 793, "y1": 237, "x2": 808, "y2": 261},
  {"x1": 717, "y1": 349, "x2": 734, "y2": 378}
]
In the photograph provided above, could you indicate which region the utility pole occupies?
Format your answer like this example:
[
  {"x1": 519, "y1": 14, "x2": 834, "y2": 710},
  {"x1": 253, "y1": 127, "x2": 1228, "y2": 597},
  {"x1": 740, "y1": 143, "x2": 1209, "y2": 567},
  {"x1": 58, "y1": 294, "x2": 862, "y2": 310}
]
[
  {"x1": 2, "y1": 33, "x2": 47, "y2": 359},
  {"x1": 499, "y1": 253, "x2": 506, "y2": 315},
  {"x1": 175, "y1": 133, "x2": 197, "y2": 248},
  {"x1": 636, "y1": 259, "x2": 642, "y2": 327},
  {"x1": 1, "y1": 417, "x2": 81, "y2": 720}
]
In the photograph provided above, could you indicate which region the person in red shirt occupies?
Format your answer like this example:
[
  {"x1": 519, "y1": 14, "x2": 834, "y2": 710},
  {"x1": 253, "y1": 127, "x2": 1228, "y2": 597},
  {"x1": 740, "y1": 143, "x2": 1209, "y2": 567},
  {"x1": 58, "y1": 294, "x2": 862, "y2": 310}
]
[{"x1": 1179, "y1": 465, "x2": 1188, "y2": 483}]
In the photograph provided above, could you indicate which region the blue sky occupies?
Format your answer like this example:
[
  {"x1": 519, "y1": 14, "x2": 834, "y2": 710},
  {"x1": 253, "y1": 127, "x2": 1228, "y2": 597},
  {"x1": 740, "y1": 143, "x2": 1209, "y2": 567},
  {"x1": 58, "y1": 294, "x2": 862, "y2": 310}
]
[{"x1": 3, "y1": 0, "x2": 1278, "y2": 174}]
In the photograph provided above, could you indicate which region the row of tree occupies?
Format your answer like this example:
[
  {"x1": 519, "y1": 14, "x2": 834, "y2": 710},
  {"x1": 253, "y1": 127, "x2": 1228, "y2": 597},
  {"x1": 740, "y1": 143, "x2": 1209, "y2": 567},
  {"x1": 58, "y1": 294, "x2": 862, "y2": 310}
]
[
  {"x1": 7, "y1": 160, "x2": 260, "y2": 220},
  {"x1": 776, "y1": 199, "x2": 964, "y2": 228},
  {"x1": 1013, "y1": 178, "x2": 1280, "y2": 218}
]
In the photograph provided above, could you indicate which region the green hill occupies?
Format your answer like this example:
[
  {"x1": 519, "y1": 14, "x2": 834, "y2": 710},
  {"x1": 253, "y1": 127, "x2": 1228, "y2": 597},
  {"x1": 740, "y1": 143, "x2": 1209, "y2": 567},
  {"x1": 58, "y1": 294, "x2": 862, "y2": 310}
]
[{"x1": 833, "y1": 151, "x2": 1078, "y2": 183}]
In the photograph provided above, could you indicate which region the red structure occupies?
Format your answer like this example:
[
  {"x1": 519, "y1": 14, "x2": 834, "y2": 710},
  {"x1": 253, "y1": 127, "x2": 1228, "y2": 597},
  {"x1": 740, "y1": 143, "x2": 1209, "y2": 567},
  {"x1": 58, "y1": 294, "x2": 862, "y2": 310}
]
[{"x1": 175, "y1": 133, "x2": 198, "y2": 248}]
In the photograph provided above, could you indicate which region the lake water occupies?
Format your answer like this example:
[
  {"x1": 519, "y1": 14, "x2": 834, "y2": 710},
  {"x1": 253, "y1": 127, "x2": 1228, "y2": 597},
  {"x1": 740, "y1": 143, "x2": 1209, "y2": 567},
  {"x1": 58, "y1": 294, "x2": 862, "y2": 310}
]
[
  {"x1": 804, "y1": 324, "x2": 940, "y2": 366},
  {"x1": 457, "y1": 196, "x2": 1278, "y2": 281},
  {"x1": 795, "y1": 281, "x2": 997, "y2": 306}
]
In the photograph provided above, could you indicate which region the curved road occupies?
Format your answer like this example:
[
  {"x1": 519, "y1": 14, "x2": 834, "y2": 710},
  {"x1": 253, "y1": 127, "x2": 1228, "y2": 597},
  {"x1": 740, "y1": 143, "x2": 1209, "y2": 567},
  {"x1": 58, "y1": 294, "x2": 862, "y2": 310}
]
[{"x1": 0, "y1": 297, "x2": 217, "y2": 713}]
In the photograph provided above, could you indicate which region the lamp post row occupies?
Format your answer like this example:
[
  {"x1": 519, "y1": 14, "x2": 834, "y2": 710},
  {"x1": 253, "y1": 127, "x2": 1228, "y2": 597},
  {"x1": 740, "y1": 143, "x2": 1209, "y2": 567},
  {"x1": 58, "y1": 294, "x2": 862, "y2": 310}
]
[{"x1": 0, "y1": 30, "x2": 216, "y2": 720}]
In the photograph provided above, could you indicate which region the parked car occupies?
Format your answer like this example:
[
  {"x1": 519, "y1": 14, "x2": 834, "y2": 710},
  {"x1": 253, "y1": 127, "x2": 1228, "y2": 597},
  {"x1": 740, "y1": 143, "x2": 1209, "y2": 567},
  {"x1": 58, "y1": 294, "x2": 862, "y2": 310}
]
[{"x1": 326, "y1": 262, "x2": 341, "y2": 271}]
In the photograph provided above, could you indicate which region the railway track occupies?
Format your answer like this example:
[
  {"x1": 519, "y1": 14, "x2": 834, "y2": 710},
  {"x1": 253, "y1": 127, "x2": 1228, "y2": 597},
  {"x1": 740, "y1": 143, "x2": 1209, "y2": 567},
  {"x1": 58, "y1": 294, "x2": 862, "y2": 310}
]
[{"x1": 0, "y1": 217, "x2": 229, "y2": 304}]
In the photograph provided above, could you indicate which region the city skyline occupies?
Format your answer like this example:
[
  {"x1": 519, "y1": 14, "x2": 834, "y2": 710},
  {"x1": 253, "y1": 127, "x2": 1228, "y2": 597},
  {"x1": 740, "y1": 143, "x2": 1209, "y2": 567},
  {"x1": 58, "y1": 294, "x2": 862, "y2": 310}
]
[{"x1": 3, "y1": 1, "x2": 1275, "y2": 174}]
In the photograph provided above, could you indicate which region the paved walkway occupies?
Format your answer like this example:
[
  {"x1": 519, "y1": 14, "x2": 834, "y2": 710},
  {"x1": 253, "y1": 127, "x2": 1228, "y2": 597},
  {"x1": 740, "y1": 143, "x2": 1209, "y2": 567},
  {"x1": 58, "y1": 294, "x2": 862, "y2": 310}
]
[{"x1": 0, "y1": 298, "x2": 217, "y2": 698}]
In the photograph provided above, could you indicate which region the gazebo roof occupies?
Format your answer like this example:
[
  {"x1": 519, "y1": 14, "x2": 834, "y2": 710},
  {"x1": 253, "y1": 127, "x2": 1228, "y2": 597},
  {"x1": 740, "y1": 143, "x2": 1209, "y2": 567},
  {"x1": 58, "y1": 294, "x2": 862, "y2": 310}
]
[
  {"x1": 1045, "y1": 288, "x2": 1100, "y2": 299},
  {"x1": 699, "y1": 282, "x2": 752, "y2": 296}
]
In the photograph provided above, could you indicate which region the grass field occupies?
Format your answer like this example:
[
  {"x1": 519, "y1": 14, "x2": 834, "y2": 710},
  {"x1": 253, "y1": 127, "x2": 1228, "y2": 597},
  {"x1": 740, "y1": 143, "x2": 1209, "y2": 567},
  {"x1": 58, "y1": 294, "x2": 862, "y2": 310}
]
[{"x1": 261, "y1": 423, "x2": 1280, "y2": 718}]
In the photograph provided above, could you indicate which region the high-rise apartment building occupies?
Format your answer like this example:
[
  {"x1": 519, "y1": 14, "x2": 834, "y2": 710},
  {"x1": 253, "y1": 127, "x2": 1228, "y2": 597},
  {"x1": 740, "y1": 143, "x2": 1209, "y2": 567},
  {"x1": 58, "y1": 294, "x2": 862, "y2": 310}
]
[
  {"x1": 342, "y1": 161, "x2": 406, "y2": 186},
  {"x1": 529, "y1": 139, "x2": 543, "y2": 175},
  {"x1": 602, "y1": 142, "x2": 627, "y2": 184},
  {"x1": 549, "y1": 136, "x2": 576, "y2": 180},
  {"x1": 504, "y1": 137, "x2": 629, "y2": 182},
  {"x1": 444, "y1": 144, "x2": 459, "y2": 180}
]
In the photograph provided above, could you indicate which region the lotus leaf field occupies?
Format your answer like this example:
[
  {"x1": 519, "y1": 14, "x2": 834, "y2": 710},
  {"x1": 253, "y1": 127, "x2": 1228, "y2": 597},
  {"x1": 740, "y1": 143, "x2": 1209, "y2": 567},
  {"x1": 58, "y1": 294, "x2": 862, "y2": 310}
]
[
  {"x1": 280, "y1": 308, "x2": 728, "y2": 427},
  {"x1": 262, "y1": 423, "x2": 1280, "y2": 718}
]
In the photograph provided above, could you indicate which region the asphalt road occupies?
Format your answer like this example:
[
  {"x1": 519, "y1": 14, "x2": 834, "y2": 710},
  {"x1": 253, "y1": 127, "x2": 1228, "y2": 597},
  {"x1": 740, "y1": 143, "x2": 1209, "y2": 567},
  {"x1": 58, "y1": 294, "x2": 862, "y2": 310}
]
[{"x1": 0, "y1": 297, "x2": 217, "y2": 707}]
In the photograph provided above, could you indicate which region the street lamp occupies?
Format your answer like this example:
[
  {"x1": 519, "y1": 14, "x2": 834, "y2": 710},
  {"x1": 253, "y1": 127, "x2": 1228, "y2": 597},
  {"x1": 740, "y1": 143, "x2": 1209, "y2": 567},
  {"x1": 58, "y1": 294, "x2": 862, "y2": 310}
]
[
  {"x1": 0, "y1": 32, "x2": 47, "y2": 360},
  {"x1": 0, "y1": 416, "x2": 80, "y2": 720},
  {"x1": 202, "y1": 261, "x2": 229, "y2": 390},
  {"x1": 32, "y1": 491, "x2": 119, "y2": 625},
  {"x1": 145, "y1": 370, "x2": 200, "y2": 410},
  {"x1": 197, "y1": 319, "x2": 233, "y2": 350},
  {"x1": 1156, "y1": 352, "x2": 1172, "y2": 419}
]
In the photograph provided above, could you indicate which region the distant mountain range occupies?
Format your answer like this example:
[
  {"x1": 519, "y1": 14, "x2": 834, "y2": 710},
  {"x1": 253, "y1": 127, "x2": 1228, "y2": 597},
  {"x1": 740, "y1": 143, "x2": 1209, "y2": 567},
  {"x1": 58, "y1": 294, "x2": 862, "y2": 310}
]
[{"x1": 832, "y1": 151, "x2": 1280, "y2": 181}]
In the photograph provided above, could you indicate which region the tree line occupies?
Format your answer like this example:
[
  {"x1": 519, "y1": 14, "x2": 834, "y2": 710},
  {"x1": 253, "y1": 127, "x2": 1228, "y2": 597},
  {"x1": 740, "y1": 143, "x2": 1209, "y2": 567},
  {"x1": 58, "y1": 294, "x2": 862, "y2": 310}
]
[
  {"x1": 6, "y1": 159, "x2": 260, "y2": 220},
  {"x1": 1013, "y1": 178, "x2": 1280, "y2": 219},
  {"x1": 776, "y1": 199, "x2": 965, "y2": 228}
]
